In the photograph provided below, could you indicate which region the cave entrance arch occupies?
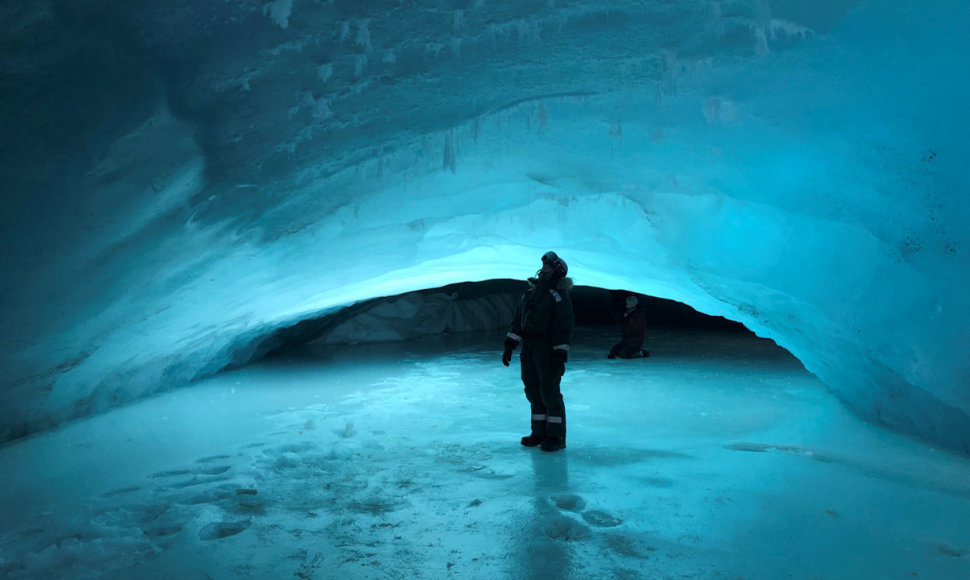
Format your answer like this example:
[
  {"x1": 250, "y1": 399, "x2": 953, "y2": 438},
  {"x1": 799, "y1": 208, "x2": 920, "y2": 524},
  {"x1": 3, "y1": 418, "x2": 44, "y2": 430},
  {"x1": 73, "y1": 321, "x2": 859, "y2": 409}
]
[{"x1": 250, "y1": 279, "x2": 787, "y2": 370}]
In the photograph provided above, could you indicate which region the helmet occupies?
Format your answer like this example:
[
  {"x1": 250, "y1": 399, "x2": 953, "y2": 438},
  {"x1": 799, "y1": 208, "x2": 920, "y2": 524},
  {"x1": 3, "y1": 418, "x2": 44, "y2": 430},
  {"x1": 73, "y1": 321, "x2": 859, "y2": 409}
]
[{"x1": 541, "y1": 251, "x2": 568, "y2": 279}]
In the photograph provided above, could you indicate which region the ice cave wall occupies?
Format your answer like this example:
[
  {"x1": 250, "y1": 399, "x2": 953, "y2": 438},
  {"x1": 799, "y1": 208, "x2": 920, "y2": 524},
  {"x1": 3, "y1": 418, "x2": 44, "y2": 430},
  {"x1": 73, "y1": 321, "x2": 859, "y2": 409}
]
[{"x1": 1, "y1": 1, "x2": 968, "y2": 451}]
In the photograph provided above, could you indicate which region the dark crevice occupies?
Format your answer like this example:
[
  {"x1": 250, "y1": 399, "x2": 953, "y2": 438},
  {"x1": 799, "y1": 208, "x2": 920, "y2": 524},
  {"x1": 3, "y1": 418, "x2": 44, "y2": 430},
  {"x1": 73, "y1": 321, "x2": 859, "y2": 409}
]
[{"x1": 248, "y1": 279, "x2": 748, "y2": 365}]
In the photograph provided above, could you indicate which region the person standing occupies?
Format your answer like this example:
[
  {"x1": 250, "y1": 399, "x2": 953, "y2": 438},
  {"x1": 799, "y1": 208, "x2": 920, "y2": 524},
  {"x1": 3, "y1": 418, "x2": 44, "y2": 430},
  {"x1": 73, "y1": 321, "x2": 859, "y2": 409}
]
[
  {"x1": 502, "y1": 251, "x2": 574, "y2": 452},
  {"x1": 608, "y1": 294, "x2": 649, "y2": 359}
]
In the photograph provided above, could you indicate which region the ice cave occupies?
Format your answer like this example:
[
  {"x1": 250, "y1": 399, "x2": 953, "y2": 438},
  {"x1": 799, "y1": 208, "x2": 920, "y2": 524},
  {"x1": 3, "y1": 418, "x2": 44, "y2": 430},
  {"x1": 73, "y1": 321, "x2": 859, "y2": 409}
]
[{"x1": 1, "y1": 0, "x2": 969, "y2": 578}]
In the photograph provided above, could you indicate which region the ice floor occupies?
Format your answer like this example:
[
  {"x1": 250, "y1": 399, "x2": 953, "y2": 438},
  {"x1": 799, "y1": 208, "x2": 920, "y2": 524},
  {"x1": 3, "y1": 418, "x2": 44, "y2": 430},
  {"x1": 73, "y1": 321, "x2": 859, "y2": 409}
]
[{"x1": 1, "y1": 326, "x2": 969, "y2": 579}]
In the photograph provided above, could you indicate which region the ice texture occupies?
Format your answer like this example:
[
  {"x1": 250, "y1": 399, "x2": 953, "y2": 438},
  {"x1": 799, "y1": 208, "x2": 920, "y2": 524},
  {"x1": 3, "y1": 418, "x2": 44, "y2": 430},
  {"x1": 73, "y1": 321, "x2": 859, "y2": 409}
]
[
  {"x1": 0, "y1": 1, "x2": 968, "y2": 454},
  {"x1": 0, "y1": 329, "x2": 968, "y2": 578}
]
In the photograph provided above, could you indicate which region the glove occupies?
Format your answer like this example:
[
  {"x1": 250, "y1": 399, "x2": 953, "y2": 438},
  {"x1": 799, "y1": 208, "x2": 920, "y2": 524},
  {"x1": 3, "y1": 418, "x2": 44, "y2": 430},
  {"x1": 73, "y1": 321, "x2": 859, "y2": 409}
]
[
  {"x1": 552, "y1": 349, "x2": 568, "y2": 376},
  {"x1": 502, "y1": 338, "x2": 518, "y2": 367}
]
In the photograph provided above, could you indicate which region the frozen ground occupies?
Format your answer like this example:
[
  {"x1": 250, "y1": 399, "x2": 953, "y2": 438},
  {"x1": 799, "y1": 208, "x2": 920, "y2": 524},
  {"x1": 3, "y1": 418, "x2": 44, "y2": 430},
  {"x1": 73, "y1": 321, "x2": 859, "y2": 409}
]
[{"x1": 1, "y1": 326, "x2": 969, "y2": 579}]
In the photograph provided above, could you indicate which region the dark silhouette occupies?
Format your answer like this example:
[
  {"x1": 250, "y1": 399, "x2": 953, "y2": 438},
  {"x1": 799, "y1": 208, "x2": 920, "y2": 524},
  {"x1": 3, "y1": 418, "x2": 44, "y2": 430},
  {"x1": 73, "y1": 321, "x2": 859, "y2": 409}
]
[{"x1": 502, "y1": 251, "x2": 575, "y2": 452}]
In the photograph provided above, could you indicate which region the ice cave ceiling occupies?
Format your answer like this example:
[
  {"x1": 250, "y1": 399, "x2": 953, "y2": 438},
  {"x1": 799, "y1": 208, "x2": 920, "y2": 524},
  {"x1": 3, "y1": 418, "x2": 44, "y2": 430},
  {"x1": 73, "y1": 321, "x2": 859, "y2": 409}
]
[{"x1": 1, "y1": 0, "x2": 968, "y2": 452}]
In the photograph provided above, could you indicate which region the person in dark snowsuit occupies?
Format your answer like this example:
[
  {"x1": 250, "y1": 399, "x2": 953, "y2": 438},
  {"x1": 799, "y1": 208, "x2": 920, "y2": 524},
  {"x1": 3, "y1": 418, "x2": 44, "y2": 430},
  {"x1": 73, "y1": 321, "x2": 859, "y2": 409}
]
[
  {"x1": 502, "y1": 251, "x2": 574, "y2": 452},
  {"x1": 608, "y1": 294, "x2": 649, "y2": 359}
]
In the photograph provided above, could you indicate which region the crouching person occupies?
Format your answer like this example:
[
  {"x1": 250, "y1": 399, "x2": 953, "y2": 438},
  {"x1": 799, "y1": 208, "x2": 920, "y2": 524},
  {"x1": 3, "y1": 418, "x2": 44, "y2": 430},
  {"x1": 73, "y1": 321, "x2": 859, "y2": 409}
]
[{"x1": 608, "y1": 294, "x2": 650, "y2": 359}]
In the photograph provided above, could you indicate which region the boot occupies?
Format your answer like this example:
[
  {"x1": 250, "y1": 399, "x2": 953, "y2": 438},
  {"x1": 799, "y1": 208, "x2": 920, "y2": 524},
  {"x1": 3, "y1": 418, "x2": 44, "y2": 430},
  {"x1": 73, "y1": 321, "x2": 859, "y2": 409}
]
[
  {"x1": 542, "y1": 412, "x2": 565, "y2": 452},
  {"x1": 540, "y1": 437, "x2": 566, "y2": 452},
  {"x1": 521, "y1": 416, "x2": 546, "y2": 447}
]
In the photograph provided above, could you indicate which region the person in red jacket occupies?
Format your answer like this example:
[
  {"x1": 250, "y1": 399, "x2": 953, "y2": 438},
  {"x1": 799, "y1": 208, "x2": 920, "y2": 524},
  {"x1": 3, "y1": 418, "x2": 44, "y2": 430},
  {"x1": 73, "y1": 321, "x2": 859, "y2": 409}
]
[
  {"x1": 502, "y1": 251, "x2": 574, "y2": 452},
  {"x1": 608, "y1": 295, "x2": 650, "y2": 359}
]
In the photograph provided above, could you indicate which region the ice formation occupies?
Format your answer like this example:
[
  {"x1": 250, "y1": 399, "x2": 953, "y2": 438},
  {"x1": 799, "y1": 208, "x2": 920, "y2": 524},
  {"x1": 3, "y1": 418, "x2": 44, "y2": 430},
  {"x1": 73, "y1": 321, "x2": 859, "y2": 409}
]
[{"x1": 1, "y1": 0, "x2": 968, "y2": 454}]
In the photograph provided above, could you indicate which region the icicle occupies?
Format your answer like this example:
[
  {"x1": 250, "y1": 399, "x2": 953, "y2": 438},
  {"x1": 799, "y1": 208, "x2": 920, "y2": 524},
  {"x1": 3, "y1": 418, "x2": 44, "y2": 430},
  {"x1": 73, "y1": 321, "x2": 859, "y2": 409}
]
[{"x1": 443, "y1": 132, "x2": 457, "y2": 174}]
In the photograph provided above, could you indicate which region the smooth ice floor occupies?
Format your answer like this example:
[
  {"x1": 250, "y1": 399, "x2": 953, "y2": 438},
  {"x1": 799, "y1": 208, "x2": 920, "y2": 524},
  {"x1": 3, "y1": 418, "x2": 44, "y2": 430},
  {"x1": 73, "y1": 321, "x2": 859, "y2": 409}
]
[{"x1": 1, "y1": 326, "x2": 969, "y2": 579}]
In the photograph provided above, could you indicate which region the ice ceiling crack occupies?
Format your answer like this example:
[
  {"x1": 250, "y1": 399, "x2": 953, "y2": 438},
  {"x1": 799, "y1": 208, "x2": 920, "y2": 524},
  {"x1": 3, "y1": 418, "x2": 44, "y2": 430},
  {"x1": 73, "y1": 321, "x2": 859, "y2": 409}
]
[{"x1": 0, "y1": 0, "x2": 968, "y2": 452}]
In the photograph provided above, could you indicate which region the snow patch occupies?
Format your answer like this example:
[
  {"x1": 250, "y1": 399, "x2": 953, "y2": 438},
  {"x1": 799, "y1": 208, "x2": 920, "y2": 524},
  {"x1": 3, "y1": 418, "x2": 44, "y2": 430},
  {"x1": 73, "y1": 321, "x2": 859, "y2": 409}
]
[
  {"x1": 356, "y1": 19, "x2": 372, "y2": 53},
  {"x1": 317, "y1": 63, "x2": 333, "y2": 83},
  {"x1": 263, "y1": 0, "x2": 292, "y2": 30}
]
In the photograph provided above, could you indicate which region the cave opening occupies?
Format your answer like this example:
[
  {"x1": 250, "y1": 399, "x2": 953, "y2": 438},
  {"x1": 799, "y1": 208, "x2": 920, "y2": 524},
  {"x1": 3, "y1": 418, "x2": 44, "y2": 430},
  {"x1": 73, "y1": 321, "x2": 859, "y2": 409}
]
[{"x1": 249, "y1": 279, "x2": 758, "y2": 368}]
